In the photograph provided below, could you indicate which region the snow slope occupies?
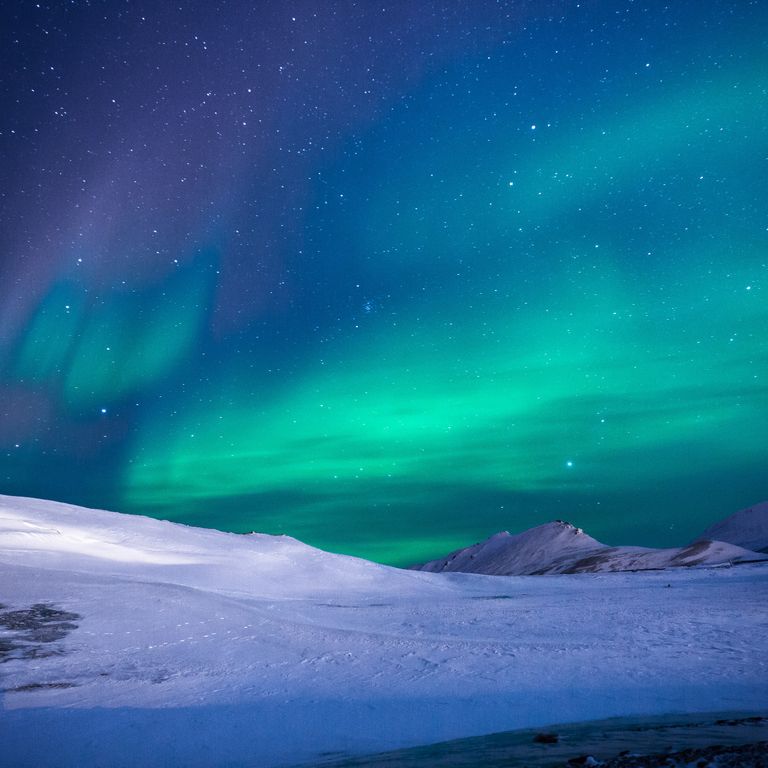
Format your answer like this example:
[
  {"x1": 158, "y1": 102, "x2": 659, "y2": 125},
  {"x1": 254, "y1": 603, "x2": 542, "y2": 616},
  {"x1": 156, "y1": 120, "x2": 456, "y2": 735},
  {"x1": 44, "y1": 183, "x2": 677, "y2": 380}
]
[
  {"x1": 413, "y1": 520, "x2": 767, "y2": 576},
  {"x1": 0, "y1": 495, "x2": 437, "y2": 600},
  {"x1": 1, "y1": 495, "x2": 767, "y2": 768},
  {"x1": 699, "y1": 501, "x2": 768, "y2": 553}
]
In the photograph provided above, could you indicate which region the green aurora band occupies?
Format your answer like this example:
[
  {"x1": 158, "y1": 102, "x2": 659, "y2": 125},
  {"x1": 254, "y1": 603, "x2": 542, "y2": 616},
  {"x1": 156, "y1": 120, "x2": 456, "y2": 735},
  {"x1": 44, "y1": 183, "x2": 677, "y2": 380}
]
[
  {"x1": 12, "y1": 258, "x2": 215, "y2": 409},
  {"x1": 122, "y1": 61, "x2": 768, "y2": 564}
]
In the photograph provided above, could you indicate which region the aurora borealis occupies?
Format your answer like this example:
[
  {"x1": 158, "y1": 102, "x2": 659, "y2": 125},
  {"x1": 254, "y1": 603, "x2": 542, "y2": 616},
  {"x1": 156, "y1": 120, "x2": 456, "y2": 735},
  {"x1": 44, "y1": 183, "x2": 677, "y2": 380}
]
[{"x1": 1, "y1": 1, "x2": 766, "y2": 565}]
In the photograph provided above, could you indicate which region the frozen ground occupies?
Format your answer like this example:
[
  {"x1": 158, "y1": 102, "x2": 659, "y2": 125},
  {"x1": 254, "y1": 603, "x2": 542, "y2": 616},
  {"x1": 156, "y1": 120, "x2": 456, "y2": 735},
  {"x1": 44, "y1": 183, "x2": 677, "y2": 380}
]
[
  {"x1": 1, "y1": 495, "x2": 767, "y2": 767},
  {"x1": 315, "y1": 713, "x2": 768, "y2": 767}
]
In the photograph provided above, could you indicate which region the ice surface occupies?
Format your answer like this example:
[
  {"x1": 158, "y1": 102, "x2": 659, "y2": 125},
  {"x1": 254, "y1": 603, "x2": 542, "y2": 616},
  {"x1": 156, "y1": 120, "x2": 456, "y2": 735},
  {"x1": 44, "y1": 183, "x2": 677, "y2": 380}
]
[{"x1": 1, "y1": 494, "x2": 767, "y2": 767}]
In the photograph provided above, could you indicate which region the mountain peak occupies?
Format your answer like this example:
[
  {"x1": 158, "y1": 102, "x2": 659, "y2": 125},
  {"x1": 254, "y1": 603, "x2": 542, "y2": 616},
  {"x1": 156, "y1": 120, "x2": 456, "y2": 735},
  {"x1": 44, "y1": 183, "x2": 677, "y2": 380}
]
[
  {"x1": 698, "y1": 501, "x2": 768, "y2": 554},
  {"x1": 414, "y1": 508, "x2": 768, "y2": 576},
  {"x1": 414, "y1": 520, "x2": 605, "y2": 576}
]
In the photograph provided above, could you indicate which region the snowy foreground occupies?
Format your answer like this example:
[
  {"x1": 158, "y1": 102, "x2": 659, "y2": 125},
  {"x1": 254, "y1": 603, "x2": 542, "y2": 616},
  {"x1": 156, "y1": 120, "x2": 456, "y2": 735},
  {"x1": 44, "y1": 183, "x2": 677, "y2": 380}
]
[{"x1": 1, "y1": 495, "x2": 767, "y2": 768}]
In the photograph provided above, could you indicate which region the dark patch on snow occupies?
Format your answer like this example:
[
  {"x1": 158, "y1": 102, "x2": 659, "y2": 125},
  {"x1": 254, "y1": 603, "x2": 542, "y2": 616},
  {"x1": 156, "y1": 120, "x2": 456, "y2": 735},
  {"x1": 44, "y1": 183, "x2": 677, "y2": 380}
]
[
  {"x1": 7, "y1": 681, "x2": 79, "y2": 692},
  {"x1": 314, "y1": 713, "x2": 768, "y2": 767},
  {"x1": 472, "y1": 595, "x2": 516, "y2": 600},
  {"x1": 671, "y1": 540, "x2": 713, "y2": 563},
  {"x1": 562, "y1": 550, "x2": 618, "y2": 574},
  {"x1": 0, "y1": 603, "x2": 80, "y2": 664},
  {"x1": 716, "y1": 717, "x2": 767, "y2": 726},
  {"x1": 568, "y1": 741, "x2": 768, "y2": 766}
]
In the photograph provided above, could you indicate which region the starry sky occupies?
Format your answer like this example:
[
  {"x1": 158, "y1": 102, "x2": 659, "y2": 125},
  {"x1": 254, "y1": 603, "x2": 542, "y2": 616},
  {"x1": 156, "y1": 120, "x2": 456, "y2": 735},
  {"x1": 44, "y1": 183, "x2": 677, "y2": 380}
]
[{"x1": 1, "y1": 0, "x2": 766, "y2": 565}]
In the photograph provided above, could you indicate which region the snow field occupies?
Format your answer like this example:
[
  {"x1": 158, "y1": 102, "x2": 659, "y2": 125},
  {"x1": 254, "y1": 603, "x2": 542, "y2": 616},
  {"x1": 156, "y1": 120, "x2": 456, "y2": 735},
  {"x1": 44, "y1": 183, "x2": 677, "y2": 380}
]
[{"x1": 1, "y1": 495, "x2": 766, "y2": 767}]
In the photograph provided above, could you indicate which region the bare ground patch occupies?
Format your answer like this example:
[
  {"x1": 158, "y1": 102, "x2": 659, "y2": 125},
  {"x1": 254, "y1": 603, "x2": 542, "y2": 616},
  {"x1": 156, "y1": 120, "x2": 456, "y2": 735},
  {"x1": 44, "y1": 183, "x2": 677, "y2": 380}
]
[{"x1": 0, "y1": 602, "x2": 81, "y2": 690}]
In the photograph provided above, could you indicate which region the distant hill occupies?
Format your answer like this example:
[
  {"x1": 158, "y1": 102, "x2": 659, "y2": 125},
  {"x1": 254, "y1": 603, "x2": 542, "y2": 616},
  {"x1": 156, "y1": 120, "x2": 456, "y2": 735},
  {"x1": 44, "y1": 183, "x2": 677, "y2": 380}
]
[
  {"x1": 697, "y1": 501, "x2": 768, "y2": 553},
  {"x1": 412, "y1": 507, "x2": 768, "y2": 576}
]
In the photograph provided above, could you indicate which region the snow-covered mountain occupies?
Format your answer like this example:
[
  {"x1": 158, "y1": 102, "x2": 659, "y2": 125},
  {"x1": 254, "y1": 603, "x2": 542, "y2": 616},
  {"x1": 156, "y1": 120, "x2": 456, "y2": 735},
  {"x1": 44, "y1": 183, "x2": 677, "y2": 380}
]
[
  {"x1": 698, "y1": 501, "x2": 768, "y2": 553},
  {"x1": 1, "y1": 494, "x2": 768, "y2": 768},
  {"x1": 415, "y1": 521, "x2": 602, "y2": 575},
  {"x1": 413, "y1": 515, "x2": 768, "y2": 576}
]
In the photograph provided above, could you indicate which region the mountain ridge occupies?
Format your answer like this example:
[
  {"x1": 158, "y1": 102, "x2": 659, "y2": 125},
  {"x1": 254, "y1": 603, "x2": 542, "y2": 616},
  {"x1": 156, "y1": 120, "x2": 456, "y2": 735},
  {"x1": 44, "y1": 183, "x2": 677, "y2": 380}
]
[{"x1": 412, "y1": 504, "x2": 768, "y2": 576}]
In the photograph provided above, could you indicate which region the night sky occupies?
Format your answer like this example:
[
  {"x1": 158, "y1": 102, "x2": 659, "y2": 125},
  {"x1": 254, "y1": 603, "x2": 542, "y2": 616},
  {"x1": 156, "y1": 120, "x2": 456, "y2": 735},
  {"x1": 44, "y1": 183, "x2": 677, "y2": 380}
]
[{"x1": 1, "y1": 1, "x2": 766, "y2": 566}]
